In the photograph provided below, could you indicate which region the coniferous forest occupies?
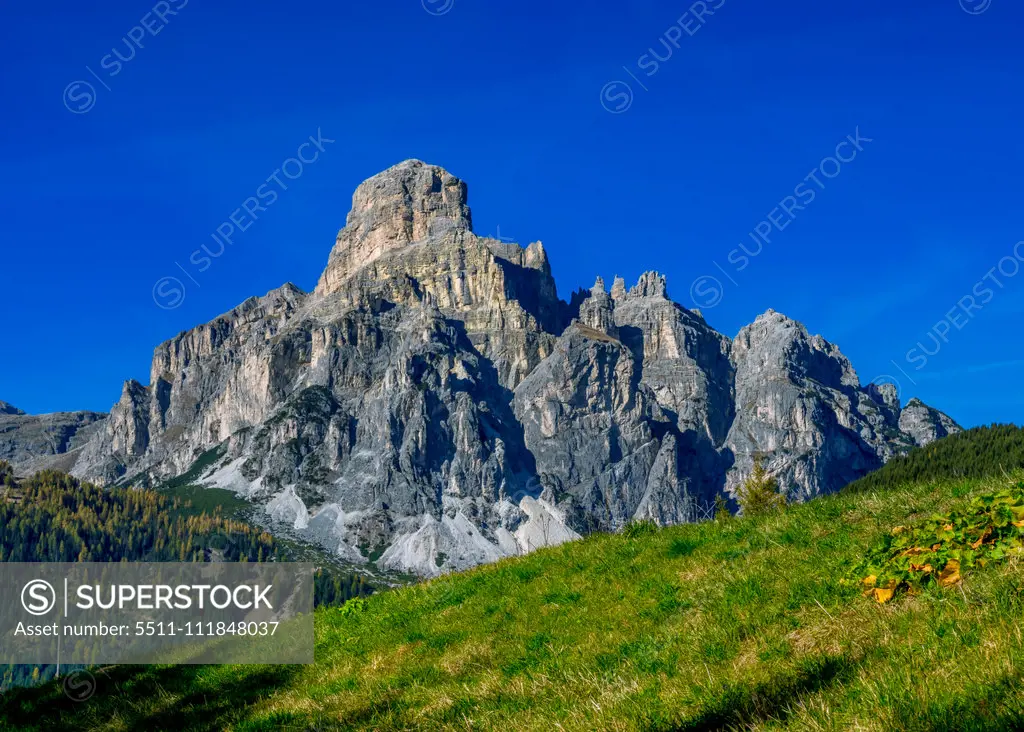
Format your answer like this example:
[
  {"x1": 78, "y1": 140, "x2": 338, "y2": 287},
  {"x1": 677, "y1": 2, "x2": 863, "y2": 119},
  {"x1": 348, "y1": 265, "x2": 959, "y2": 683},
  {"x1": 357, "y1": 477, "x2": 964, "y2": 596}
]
[
  {"x1": 843, "y1": 425, "x2": 1024, "y2": 493},
  {"x1": 0, "y1": 461, "x2": 373, "y2": 691}
]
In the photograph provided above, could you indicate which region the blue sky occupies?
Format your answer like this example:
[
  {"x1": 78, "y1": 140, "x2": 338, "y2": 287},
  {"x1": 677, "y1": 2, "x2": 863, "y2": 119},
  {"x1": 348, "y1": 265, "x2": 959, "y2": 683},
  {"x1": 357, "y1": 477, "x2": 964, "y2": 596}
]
[{"x1": 1, "y1": 0, "x2": 1022, "y2": 428}]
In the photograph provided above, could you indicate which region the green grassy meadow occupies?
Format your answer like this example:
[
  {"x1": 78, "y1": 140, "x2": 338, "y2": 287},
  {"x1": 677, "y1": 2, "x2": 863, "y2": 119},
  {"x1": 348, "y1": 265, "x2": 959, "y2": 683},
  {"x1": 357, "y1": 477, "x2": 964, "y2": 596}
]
[{"x1": 5, "y1": 468, "x2": 1024, "y2": 730}]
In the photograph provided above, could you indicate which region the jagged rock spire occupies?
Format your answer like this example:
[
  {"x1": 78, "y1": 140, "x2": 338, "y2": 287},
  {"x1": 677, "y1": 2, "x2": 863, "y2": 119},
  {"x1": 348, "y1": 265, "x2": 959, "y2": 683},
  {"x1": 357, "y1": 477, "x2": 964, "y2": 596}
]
[
  {"x1": 629, "y1": 271, "x2": 668, "y2": 299},
  {"x1": 579, "y1": 276, "x2": 618, "y2": 337},
  {"x1": 866, "y1": 382, "x2": 900, "y2": 412},
  {"x1": 317, "y1": 160, "x2": 473, "y2": 294}
]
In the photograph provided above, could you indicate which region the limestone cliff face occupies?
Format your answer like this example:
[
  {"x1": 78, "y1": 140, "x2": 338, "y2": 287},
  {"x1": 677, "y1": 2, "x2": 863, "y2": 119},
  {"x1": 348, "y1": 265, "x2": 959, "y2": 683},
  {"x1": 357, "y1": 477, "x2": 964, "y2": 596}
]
[
  {"x1": 60, "y1": 160, "x2": 960, "y2": 575},
  {"x1": 724, "y1": 311, "x2": 926, "y2": 502},
  {"x1": 513, "y1": 322, "x2": 667, "y2": 532},
  {"x1": 0, "y1": 405, "x2": 107, "y2": 475},
  {"x1": 899, "y1": 398, "x2": 961, "y2": 447},
  {"x1": 317, "y1": 160, "x2": 473, "y2": 295}
]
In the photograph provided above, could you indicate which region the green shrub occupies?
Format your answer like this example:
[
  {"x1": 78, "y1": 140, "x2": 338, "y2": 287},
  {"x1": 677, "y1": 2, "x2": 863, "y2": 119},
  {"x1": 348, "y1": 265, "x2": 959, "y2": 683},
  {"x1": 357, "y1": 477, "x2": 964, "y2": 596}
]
[
  {"x1": 736, "y1": 456, "x2": 786, "y2": 516},
  {"x1": 341, "y1": 597, "x2": 368, "y2": 617},
  {"x1": 856, "y1": 481, "x2": 1024, "y2": 603}
]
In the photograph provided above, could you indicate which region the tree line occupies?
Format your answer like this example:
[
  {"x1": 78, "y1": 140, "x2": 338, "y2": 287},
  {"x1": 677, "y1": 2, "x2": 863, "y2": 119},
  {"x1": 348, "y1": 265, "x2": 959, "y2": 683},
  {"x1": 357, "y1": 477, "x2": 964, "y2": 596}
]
[
  {"x1": 0, "y1": 462, "x2": 374, "y2": 691},
  {"x1": 844, "y1": 424, "x2": 1024, "y2": 493}
]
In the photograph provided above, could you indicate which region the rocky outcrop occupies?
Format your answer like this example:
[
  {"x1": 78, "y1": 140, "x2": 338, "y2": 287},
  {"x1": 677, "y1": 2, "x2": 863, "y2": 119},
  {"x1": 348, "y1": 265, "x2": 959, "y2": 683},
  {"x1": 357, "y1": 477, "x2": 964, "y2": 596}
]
[
  {"x1": 577, "y1": 277, "x2": 618, "y2": 337},
  {"x1": 723, "y1": 310, "x2": 928, "y2": 501},
  {"x1": 513, "y1": 322, "x2": 666, "y2": 532},
  {"x1": 612, "y1": 272, "x2": 734, "y2": 445},
  {"x1": 317, "y1": 160, "x2": 473, "y2": 295},
  {"x1": 610, "y1": 273, "x2": 734, "y2": 510},
  {"x1": 49, "y1": 160, "x2": 959, "y2": 576},
  {"x1": 900, "y1": 398, "x2": 961, "y2": 447},
  {"x1": 0, "y1": 405, "x2": 107, "y2": 475}
]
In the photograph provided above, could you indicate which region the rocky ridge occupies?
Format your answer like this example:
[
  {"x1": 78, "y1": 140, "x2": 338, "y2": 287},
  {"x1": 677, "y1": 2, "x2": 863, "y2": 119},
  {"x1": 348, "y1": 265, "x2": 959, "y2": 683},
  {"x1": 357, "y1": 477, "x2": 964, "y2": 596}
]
[
  {"x1": 0, "y1": 405, "x2": 108, "y2": 475},
  {"x1": 29, "y1": 159, "x2": 959, "y2": 576}
]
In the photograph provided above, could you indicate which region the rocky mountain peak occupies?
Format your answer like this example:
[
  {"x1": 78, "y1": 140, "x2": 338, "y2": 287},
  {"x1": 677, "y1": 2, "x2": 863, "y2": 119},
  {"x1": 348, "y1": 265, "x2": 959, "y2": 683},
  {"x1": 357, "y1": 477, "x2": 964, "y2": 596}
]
[
  {"x1": 866, "y1": 382, "x2": 901, "y2": 412},
  {"x1": 733, "y1": 309, "x2": 802, "y2": 358},
  {"x1": 900, "y1": 398, "x2": 960, "y2": 447},
  {"x1": 578, "y1": 276, "x2": 617, "y2": 337},
  {"x1": 523, "y1": 241, "x2": 550, "y2": 272},
  {"x1": 0, "y1": 404, "x2": 108, "y2": 476},
  {"x1": 317, "y1": 160, "x2": 473, "y2": 295},
  {"x1": 734, "y1": 309, "x2": 859, "y2": 390},
  {"x1": 628, "y1": 271, "x2": 669, "y2": 299},
  {"x1": 38, "y1": 159, "x2": 963, "y2": 578}
]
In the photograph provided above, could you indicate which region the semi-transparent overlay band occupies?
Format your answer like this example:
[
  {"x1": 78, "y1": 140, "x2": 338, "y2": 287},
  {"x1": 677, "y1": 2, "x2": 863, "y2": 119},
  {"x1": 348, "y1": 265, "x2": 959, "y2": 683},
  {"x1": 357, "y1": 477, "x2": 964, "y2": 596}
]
[{"x1": 2, "y1": 563, "x2": 314, "y2": 664}]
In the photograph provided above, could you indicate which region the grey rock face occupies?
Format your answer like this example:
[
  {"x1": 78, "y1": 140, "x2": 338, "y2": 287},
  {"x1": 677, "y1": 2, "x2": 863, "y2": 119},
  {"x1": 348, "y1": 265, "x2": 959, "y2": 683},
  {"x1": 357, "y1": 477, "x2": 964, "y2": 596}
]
[
  {"x1": 39, "y1": 160, "x2": 960, "y2": 576},
  {"x1": 317, "y1": 160, "x2": 473, "y2": 295},
  {"x1": 899, "y1": 398, "x2": 960, "y2": 447},
  {"x1": 609, "y1": 273, "x2": 735, "y2": 510},
  {"x1": 723, "y1": 310, "x2": 950, "y2": 502},
  {"x1": 0, "y1": 406, "x2": 107, "y2": 475},
  {"x1": 513, "y1": 322, "x2": 666, "y2": 532},
  {"x1": 578, "y1": 277, "x2": 618, "y2": 337},
  {"x1": 612, "y1": 273, "x2": 734, "y2": 445}
]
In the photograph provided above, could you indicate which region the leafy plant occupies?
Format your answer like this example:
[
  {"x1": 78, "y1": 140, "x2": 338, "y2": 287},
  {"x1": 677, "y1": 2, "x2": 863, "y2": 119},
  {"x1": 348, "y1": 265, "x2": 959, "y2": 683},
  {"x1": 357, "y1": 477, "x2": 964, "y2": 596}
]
[
  {"x1": 856, "y1": 482, "x2": 1024, "y2": 603},
  {"x1": 340, "y1": 597, "x2": 369, "y2": 617}
]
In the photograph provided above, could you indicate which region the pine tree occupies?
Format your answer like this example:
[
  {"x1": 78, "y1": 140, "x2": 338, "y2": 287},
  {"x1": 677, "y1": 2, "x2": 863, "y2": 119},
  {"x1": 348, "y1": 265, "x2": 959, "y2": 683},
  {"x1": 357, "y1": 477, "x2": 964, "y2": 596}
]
[{"x1": 736, "y1": 455, "x2": 786, "y2": 516}]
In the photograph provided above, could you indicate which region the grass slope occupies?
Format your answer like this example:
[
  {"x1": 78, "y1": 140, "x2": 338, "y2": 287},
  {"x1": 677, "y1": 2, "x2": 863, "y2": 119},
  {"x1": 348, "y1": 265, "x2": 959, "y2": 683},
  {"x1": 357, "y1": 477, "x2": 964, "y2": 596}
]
[
  {"x1": 844, "y1": 424, "x2": 1024, "y2": 493},
  {"x1": 6, "y1": 474, "x2": 1024, "y2": 730}
]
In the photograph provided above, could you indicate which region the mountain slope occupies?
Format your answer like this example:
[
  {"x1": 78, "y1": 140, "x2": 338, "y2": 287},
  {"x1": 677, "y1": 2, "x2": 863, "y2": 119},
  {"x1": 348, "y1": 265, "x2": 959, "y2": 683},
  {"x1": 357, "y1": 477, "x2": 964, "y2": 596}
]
[
  {"x1": 6, "y1": 468, "x2": 1024, "y2": 730},
  {"x1": 38, "y1": 159, "x2": 959, "y2": 577},
  {"x1": 0, "y1": 405, "x2": 107, "y2": 475},
  {"x1": 843, "y1": 424, "x2": 1024, "y2": 493}
]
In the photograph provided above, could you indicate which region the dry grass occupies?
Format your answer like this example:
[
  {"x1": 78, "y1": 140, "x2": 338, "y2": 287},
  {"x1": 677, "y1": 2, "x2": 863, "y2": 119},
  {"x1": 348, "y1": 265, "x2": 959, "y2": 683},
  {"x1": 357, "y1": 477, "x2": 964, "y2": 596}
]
[{"x1": 5, "y1": 474, "x2": 1024, "y2": 730}]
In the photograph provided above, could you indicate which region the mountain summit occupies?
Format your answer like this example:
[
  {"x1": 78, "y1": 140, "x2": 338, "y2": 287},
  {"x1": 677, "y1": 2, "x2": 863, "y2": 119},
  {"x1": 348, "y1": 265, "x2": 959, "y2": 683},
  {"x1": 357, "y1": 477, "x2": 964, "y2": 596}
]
[
  {"x1": 50, "y1": 160, "x2": 957, "y2": 576},
  {"x1": 0, "y1": 401, "x2": 25, "y2": 416},
  {"x1": 317, "y1": 160, "x2": 474, "y2": 294}
]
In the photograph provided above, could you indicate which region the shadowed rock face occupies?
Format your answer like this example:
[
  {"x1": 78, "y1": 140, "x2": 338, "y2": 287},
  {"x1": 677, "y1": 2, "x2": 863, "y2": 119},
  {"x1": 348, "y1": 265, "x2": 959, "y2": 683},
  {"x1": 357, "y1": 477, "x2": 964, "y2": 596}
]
[
  {"x1": 35, "y1": 160, "x2": 959, "y2": 576},
  {"x1": 899, "y1": 398, "x2": 960, "y2": 447},
  {"x1": 0, "y1": 405, "x2": 107, "y2": 475},
  {"x1": 725, "y1": 310, "x2": 913, "y2": 501}
]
